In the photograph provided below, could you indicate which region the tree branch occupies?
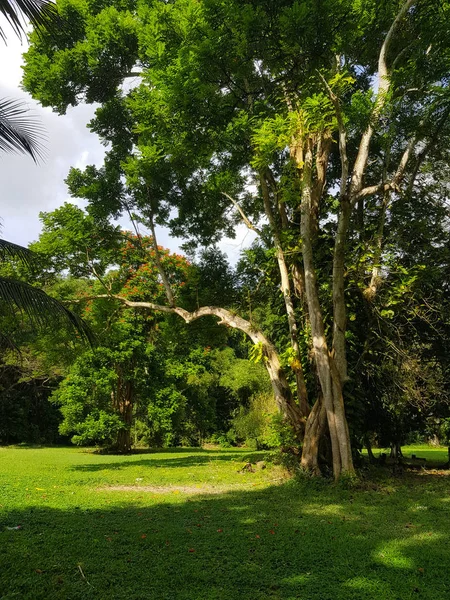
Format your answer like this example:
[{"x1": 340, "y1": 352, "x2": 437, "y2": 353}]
[
  {"x1": 72, "y1": 292, "x2": 307, "y2": 431},
  {"x1": 222, "y1": 192, "x2": 263, "y2": 236},
  {"x1": 260, "y1": 173, "x2": 310, "y2": 415},
  {"x1": 352, "y1": 136, "x2": 416, "y2": 205},
  {"x1": 146, "y1": 208, "x2": 176, "y2": 308},
  {"x1": 317, "y1": 69, "x2": 348, "y2": 199},
  {"x1": 349, "y1": 0, "x2": 415, "y2": 197}
]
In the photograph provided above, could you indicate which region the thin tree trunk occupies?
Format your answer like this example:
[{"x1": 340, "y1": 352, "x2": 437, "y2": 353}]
[
  {"x1": 261, "y1": 173, "x2": 309, "y2": 416},
  {"x1": 365, "y1": 435, "x2": 376, "y2": 463},
  {"x1": 364, "y1": 190, "x2": 390, "y2": 300},
  {"x1": 332, "y1": 198, "x2": 351, "y2": 382}
]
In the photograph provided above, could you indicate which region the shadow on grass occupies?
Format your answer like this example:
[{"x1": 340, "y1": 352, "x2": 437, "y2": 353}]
[
  {"x1": 1, "y1": 474, "x2": 450, "y2": 600},
  {"x1": 71, "y1": 452, "x2": 253, "y2": 472}
]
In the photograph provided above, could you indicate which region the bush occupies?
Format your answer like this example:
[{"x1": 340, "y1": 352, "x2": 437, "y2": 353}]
[
  {"x1": 69, "y1": 411, "x2": 123, "y2": 447},
  {"x1": 230, "y1": 393, "x2": 297, "y2": 449}
]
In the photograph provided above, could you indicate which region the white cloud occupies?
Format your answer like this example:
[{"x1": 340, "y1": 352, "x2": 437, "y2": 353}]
[{"x1": 0, "y1": 36, "x2": 105, "y2": 245}]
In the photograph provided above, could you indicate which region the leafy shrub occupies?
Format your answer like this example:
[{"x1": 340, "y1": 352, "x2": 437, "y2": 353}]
[
  {"x1": 69, "y1": 411, "x2": 123, "y2": 447},
  {"x1": 230, "y1": 393, "x2": 297, "y2": 449}
]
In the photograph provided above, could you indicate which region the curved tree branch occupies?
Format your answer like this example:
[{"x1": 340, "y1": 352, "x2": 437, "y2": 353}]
[{"x1": 77, "y1": 293, "x2": 306, "y2": 434}]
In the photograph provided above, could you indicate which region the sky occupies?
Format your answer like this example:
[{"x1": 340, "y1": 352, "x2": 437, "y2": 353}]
[{"x1": 0, "y1": 26, "x2": 256, "y2": 265}]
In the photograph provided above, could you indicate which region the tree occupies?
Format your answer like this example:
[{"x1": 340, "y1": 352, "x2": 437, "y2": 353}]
[
  {"x1": 23, "y1": 0, "x2": 450, "y2": 477},
  {"x1": 28, "y1": 204, "x2": 270, "y2": 451}
]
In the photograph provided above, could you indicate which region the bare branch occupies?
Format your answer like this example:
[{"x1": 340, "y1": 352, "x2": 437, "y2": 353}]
[
  {"x1": 353, "y1": 182, "x2": 392, "y2": 202},
  {"x1": 349, "y1": 0, "x2": 415, "y2": 197},
  {"x1": 265, "y1": 168, "x2": 289, "y2": 229},
  {"x1": 146, "y1": 208, "x2": 176, "y2": 308},
  {"x1": 71, "y1": 292, "x2": 306, "y2": 431},
  {"x1": 222, "y1": 192, "x2": 263, "y2": 236},
  {"x1": 260, "y1": 173, "x2": 310, "y2": 414},
  {"x1": 352, "y1": 136, "x2": 416, "y2": 205},
  {"x1": 317, "y1": 70, "x2": 348, "y2": 198},
  {"x1": 85, "y1": 248, "x2": 111, "y2": 294}
]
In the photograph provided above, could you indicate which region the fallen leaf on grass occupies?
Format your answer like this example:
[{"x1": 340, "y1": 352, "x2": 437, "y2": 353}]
[
  {"x1": 217, "y1": 529, "x2": 223, "y2": 533},
  {"x1": 141, "y1": 534, "x2": 147, "y2": 539},
  {"x1": 269, "y1": 530, "x2": 275, "y2": 535},
  {"x1": 35, "y1": 569, "x2": 44, "y2": 574},
  {"x1": 188, "y1": 548, "x2": 195, "y2": 553}
]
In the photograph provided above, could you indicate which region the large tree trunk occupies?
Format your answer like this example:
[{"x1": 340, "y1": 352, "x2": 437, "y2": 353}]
[
  {"x1": 299, "y1": 138, "x2": 354, "y2": 479},
  {"x1": 300, "y1": 397, "x2": 327, "y2": 474},
  {"x1": 116, "y1": 427, "x2": 132, "y2": 454}
]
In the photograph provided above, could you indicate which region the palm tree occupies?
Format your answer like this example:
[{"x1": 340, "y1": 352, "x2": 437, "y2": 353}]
[
  {"x1": 0, "y1": 0, "x2": 57, "y2": 42},
  {"x1": 0, "y1": 96, "x2": 46, "y2": 161},
  {"x1": 1, "y1": 0, "x2": 57, "y2": 160},
  {"x1": 0, "y1": 239, "x2": 93, "y2": 344},
  {"x1": 0, "y1": 0, "x2": 92, "y2": 344}
]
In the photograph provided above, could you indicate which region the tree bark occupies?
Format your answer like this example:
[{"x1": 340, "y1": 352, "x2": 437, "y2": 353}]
[
  {"x1": 299, "y1": 138, "x2": 354, "y2": 479},
  {"x1": 300, "y1": 397, "x2": 326, "y2": 474},
  {"x1": 260, "y1": 173, "x2": 309, "y2": 416},
  {"x1": 332, "y1": 198, "x2": 351, "y2": 382},
  {"x1": 112, "y1": 364, "x2": 133, "y2": 453}
]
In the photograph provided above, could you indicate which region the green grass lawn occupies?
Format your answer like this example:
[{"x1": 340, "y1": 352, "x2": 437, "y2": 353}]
[
  {"x1": 1, "y1": 446, "x2": 450, "y2": 600},
  {"x1": 366, "y1": 444, "x2": 449, "y2": 464}
]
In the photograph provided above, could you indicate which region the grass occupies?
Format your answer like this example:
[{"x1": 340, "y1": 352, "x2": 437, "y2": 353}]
[
  {"x1": 1, "y1": 445, "x2": 450, "y2": 600},
  {"x1": 365, "y1": 444, "x2": 449, "y2": 464}
]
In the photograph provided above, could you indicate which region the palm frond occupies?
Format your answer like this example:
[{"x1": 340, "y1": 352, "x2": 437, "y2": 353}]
[
  {"x1": 0, "y1": 238, "x2": 33, "y2": 265},
  {"x1": 0, "y1": 277, "x2": 95, "y2": 344},
  {"x1": 0, "y1": 98, "x2": 46, "y2": 162},
  {"x1": 0, "y1": 329, "x2": 21, "y2": 352},
  {"x1": 0, "y1": 0, "x2": 57, "y2": 42}
]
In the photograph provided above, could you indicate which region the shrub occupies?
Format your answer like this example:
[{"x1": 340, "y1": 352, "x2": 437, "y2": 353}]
[{"x1": 230, "y1": 393, "x2": 297, "y2": 449}]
